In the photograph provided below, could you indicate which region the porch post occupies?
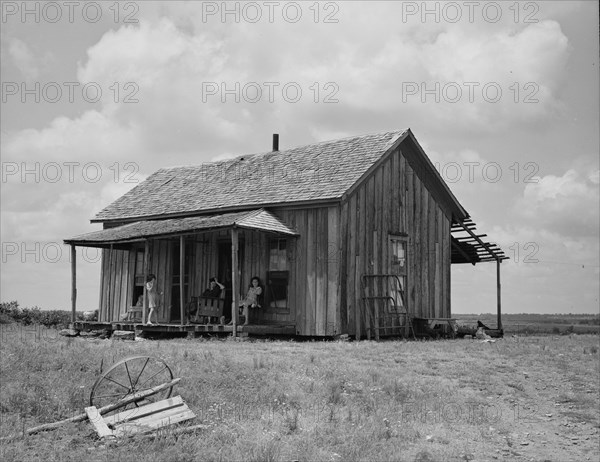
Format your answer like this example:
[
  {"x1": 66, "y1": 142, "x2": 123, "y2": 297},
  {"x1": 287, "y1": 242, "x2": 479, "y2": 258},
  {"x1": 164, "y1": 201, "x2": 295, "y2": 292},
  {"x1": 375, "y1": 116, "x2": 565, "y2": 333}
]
[
  {"x1": 108, "y1": 244, "x2": 113, "y2": 322},
  {"x1": 142, "y1": 239, "x2": 149, "y2": 324},
  {"x1": 496, "y1": 259, "x2": 502, "y2": 330},
  {"x1": 70, "y1": 244, "x2": 77, "y2": 323},
  {"x1": 231, "y1": 227, "x2": 239, "y2": 338},
  {"x1": 180, "y1": 235, "x2": 185, "y2": 325}
]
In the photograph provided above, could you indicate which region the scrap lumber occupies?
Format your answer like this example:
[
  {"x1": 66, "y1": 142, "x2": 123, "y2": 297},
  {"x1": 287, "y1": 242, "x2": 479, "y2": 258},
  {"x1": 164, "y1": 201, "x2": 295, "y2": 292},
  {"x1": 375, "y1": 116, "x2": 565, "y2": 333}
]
[
  {"x1": 0, "y1": 378, "x2": 181, "y2": 441},
  {"x1": 103, "y1": 396, "x2": 185, "y2": 426},
  {"x1": 85, "y1": 407, "x2": 115, "y2": 440},
  {"x1": 87, "y1": 396, "x2": 196, "y2": 439}
]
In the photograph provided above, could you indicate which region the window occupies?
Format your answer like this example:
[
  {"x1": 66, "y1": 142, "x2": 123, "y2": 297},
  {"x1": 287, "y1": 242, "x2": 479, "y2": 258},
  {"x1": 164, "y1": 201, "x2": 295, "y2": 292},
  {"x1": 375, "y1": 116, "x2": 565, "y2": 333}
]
[
  {"x1": 389, "y1": 235, "x2": 408, "y2": 309},
  {"x1": 267, "y1": 271, "x2": 288, "y2": 310},
  {"x1": 268, "y1": 239, "x2": 289, "y2": 310},
  {"x1": 269, "y1": 239, "x2": 287, "y2": 271}
]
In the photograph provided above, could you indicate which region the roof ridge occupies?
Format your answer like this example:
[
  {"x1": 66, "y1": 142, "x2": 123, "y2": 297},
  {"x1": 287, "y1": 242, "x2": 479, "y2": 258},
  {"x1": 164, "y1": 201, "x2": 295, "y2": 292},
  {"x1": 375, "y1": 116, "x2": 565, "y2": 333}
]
[{"x1": 160, "y1": 129, "x2": 408, "y2": 171}]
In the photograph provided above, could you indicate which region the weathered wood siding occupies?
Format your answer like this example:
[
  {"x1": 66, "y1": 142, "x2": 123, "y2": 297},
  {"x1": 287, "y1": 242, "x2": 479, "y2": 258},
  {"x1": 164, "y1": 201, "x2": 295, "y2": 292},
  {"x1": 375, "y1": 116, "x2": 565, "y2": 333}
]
[
  {"x1": 341, "y1": 146, "x2": 452, "y2": 337},
  {"x1": 98, "y1": 248, "x2": 132, "y2": 322},
  {"x1": 97, "y1": 225, "x2": 325, "y2": 328},
  {"x1": 275, "y1": 206, "x2": 341, "y2": 336}
]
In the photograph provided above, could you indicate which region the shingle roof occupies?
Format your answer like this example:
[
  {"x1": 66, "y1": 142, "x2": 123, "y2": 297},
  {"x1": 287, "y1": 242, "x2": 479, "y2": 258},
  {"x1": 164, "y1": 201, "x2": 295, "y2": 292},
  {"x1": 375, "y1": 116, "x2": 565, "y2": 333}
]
[
  {"x1": 65, "y1": 209, "x2": 297, "y2": 246},
  {"x1": 93, "y1": 129, "x2": 409, "y2": 222}
]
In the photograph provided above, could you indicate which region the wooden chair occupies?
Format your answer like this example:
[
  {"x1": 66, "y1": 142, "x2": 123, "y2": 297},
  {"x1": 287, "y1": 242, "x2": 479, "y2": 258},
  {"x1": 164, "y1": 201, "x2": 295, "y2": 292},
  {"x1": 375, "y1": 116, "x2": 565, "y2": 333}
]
[{"x1": 192, "y1": 291, "x2": 226, "y2": 324}]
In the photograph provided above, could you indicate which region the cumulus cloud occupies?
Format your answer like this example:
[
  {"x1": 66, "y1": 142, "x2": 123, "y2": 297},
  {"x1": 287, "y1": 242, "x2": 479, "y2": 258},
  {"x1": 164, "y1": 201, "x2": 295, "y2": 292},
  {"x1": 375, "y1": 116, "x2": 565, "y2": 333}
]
[
  {"x1": 67, "y1": 8, "x2": 572, "y2": 154},
  {"x1": 515, "y1": 168, "x2": 600, "y2": 237}
]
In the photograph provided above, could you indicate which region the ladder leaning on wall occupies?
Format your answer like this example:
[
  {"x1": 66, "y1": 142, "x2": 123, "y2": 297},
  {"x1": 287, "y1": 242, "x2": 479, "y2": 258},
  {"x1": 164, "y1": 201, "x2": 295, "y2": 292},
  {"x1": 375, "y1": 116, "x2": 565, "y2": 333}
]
[{"x1": 360, "y1": 274, "x2": 415, "y2": 341}]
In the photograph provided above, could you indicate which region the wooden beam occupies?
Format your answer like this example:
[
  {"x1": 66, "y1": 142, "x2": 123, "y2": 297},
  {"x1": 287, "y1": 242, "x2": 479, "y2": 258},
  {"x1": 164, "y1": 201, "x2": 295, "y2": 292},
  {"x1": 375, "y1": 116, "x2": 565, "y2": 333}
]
[
  {"x1": 231, "y1": 227, "x2": 239, "y2": 338},
  {"x1": 70, "y1": 245, "x2": 77, "y2": 323},
  {"x1": 455, "y1": 235, "x2": 487, "y2": 241},
  {"x1": 108, "y1": 244, "x2": 114, "y2": 322},
  {"x1": 457, "y1": 221, "x2": 499, "y2": 262},
  {"x1": 142, "y1": 239, "x2": 149, "y2": 324},
  {"x1": 497, "y1": 259, "x2": 502, "y2": 330},
  {"x1": 180, "y1": 236, "x2": 185, "y2": 325},
  {"x1": 451, "y1": 239, "x2": 476, "y2": 266}
]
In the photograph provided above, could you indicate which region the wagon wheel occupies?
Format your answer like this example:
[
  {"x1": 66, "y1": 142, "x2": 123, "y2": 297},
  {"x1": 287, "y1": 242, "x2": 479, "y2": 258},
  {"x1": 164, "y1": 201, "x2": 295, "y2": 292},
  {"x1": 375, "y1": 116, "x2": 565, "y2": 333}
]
[{"x1": 89, "y1": 356, "x2": 174, "y2": 409}]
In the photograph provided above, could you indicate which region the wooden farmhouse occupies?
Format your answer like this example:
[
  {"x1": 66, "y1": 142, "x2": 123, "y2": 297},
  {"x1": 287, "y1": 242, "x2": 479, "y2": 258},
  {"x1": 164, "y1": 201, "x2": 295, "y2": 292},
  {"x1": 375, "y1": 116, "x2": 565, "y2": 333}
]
[{"x1": 65, "y1": 129, "x2": 507, "y2": 338}]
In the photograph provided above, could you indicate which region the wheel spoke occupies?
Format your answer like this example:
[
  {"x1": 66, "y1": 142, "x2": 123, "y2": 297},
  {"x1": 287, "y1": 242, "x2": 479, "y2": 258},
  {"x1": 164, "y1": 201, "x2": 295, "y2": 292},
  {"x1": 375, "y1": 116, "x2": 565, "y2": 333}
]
[
  {"x1": 131, "y1": 357, "x2": 150, "y2": 389},
  {"x1": 135, "y1": 366, "x2": 169, "y2": 389},
  {"x1": 90, "y1": 356, "x2": 174, "y2": 408},
  {"x1": 102, "y1": 375, "x2": 131, "y2": 390},
  {"x1": 124, "y1": 361, "x2": 134, "y2": 389}
]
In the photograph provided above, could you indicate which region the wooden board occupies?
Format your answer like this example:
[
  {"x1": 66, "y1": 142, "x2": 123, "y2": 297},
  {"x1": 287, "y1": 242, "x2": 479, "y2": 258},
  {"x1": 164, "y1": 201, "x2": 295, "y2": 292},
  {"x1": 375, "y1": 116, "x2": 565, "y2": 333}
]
[
  {"x1": 315, "y1": 208, "x2": 327, "y2": 335},
  {"x1": 85, "y1": 406, "x2": 114, "y2": 439},
  {"x1": 412, "y1": 173, "x2": 421, "y2": 317},
  {"x1": 421, "y1": 181, "x2": 430, "y2": 319},
  {"x1": 405, "y1": 161, "x2": 414, "y2": 314},
  {"x1": 357, "y1": 183, "x2": 366, "y2": 338},
  {"x1": 326, "y1": 206, "x2": 339, "y2": 336},
  {"x1": 339, "y1": 200, "x2": 348, "y2": 334},
  {"x1": 103, "y1": 396, "x2": 185, "y2": 426},
  {"x1": 347, "y1": 195, "x2": 356, "y2": 336},
  {"x1": 296, "y1": 210, "x2": 307, "y2": 335},
  {"x1": 107, "y1": 396, "x2": 195, "y2": 438}
]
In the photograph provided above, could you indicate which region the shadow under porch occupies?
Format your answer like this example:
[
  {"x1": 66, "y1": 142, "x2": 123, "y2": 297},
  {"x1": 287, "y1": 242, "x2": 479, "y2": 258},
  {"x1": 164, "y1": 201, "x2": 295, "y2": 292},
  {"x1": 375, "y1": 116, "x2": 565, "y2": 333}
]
[{"x1": 72, "y1": 320, "x2": 297, "y2": 337}]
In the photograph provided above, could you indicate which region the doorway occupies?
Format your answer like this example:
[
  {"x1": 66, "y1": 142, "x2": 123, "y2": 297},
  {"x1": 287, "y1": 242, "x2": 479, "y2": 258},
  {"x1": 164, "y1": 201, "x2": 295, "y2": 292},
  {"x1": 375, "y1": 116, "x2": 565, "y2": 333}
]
[{"x1": 170, "y1": 239, "x2": 192, "y2": 322}]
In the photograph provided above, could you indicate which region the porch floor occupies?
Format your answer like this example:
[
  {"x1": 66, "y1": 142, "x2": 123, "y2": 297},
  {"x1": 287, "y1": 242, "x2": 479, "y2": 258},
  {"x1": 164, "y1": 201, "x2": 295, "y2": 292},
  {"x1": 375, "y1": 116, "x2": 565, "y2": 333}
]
[{"x1": 72, "y1": 321, "x2": 297, "y2": 336}]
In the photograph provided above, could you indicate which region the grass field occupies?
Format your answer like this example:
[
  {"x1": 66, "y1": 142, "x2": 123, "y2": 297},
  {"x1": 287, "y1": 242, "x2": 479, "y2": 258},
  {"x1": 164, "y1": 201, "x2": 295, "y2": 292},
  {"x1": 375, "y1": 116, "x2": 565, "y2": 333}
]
[
  {"x1": 1, "y1": 325, "x2": 599, "y2": 462},
  {"x1": 454, "y1": 313, "x2": 600, "y2": 336}
]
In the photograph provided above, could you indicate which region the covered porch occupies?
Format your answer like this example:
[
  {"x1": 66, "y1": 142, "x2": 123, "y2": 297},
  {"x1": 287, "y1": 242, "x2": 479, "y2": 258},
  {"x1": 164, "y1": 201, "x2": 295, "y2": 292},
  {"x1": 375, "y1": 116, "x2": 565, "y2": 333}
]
[{"x1": 64, "y1": 209, "x2": 298, "y2": 338}]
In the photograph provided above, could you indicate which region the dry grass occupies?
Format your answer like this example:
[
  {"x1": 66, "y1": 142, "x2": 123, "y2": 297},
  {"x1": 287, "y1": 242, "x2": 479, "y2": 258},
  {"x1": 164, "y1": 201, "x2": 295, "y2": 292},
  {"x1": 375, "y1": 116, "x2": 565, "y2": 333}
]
[{"x1": 1, "y1": 326, "x2": 599, "y2": 462}]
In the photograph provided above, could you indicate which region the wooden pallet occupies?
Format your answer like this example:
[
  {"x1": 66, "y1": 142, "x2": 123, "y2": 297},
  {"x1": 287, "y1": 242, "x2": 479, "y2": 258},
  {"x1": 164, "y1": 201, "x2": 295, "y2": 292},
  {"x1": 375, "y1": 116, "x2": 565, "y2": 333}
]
[{"x1": 85, "y1": 395, "x2": 195, "y2": 439}]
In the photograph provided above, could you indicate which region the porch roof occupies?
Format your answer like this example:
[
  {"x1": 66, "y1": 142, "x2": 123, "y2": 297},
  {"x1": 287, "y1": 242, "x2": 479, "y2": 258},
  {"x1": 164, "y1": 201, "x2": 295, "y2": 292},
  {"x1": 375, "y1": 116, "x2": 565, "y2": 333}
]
[
  {"x1": 64, "y1": 209, "x2": 298, "y2": 247},
  {"x1": 450, "y1": 217, "x2": 508, "y2": 264}
]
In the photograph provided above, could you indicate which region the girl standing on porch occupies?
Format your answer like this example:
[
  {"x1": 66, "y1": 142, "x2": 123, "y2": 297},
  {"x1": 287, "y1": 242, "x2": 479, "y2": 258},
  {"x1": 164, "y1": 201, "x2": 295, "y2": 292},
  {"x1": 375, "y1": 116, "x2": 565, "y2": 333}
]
[
  {"x1": 239, "y1": 276, "x2": 263, "y2": 326},
  {"x1": 146, "y1": 274, "x2": 162, "y2": 325}
]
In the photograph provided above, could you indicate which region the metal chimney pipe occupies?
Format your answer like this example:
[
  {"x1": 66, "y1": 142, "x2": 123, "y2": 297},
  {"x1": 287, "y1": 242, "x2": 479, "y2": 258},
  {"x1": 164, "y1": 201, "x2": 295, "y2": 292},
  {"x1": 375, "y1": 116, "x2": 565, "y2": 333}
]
[{"x1": 272, "y1": 133, "x2": 279, "y2": 151}]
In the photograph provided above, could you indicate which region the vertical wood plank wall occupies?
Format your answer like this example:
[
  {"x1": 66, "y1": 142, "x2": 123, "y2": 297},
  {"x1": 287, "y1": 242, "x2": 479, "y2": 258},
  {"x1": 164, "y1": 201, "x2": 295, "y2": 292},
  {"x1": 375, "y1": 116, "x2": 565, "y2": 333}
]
[
  {"x1": 96, "y1": 146, "x2": 452, "y2": 336},
  {"x1": 341, "y1": 147, "x2": 452, "y2": 337},
  {"x1": 275, "y1": 206, "x2": 341, "y2": 336}
]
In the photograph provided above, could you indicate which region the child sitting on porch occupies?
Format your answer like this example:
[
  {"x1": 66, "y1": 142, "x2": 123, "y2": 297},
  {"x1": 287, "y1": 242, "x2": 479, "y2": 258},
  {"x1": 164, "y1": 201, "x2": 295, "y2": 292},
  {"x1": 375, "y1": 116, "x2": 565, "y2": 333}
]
[
  {"x1": 202, "y1": 277, "x2": 225, "y2": 298},
  {"x1": 196, "y1": 277, "x2": 225, "y2": 323},
  {"x1": 239, "y1": 276, "x2": 262, "y2": 326}
]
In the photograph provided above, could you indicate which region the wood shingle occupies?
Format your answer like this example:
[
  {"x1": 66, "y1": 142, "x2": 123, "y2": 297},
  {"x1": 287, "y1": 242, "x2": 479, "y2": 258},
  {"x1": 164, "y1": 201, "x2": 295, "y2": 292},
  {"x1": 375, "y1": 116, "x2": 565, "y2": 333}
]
[{"x1": 93, "y1": 130, "x2": 409, "y2": 222}]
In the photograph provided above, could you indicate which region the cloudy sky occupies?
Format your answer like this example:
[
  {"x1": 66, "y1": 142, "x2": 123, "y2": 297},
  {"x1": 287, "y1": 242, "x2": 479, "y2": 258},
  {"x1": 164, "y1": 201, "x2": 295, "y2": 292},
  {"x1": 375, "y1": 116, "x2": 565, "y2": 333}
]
[{"x1": 1, "y1": 1, "x2": 598, "y2": 315}]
